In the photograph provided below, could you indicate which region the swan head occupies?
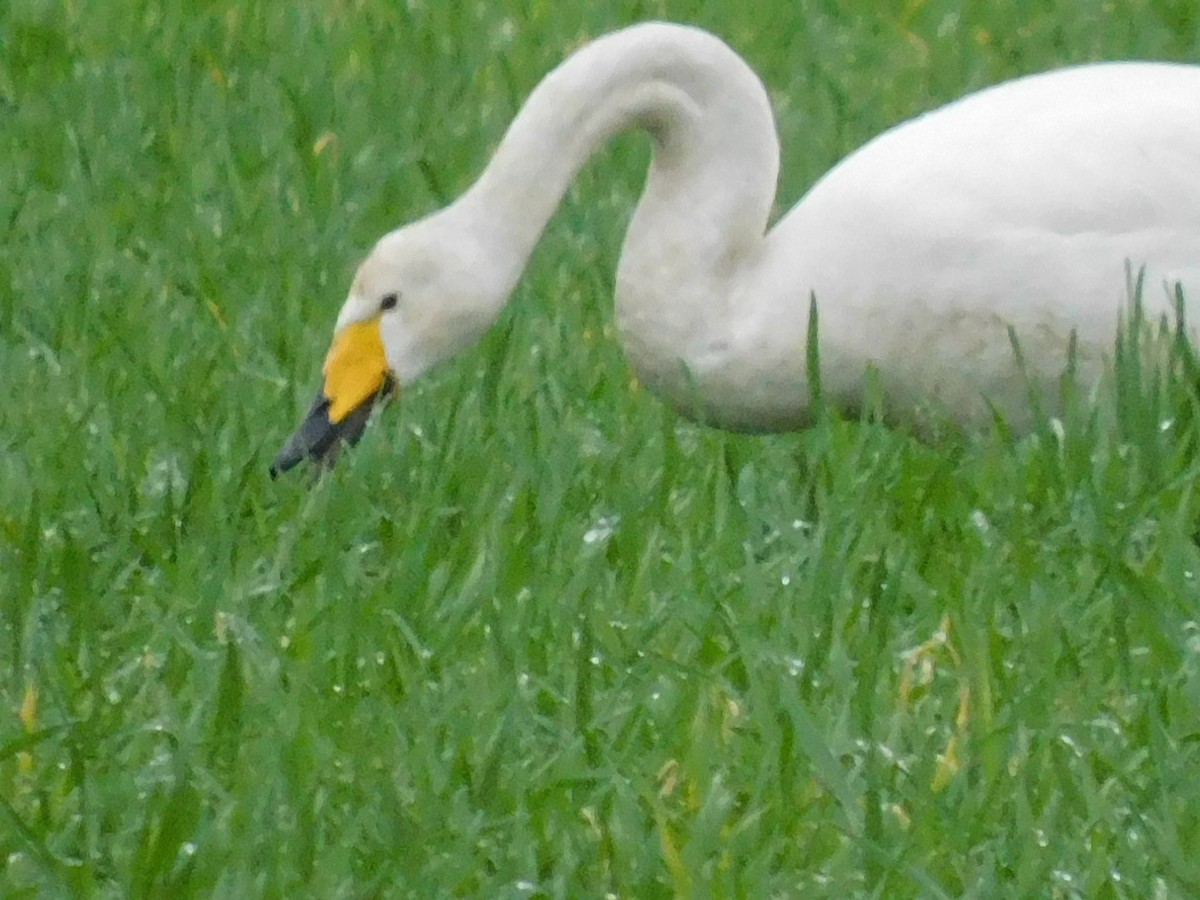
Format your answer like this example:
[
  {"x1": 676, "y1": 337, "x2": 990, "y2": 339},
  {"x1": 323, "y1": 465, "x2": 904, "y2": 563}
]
[{"x1": 270, "y1": 212, "x2": 505, "y2": 476}]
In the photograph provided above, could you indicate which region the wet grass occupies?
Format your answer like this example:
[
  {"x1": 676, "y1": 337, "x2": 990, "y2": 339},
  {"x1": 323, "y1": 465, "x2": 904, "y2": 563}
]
[{"x1": 2, "y1": 0, "x2": 1200, "y2": 896}]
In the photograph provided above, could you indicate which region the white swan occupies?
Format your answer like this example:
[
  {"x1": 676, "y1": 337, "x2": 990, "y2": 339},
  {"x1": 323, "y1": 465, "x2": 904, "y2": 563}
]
[{"x1": 271, "y1": 22, "x2": 1200, "y2": 474}]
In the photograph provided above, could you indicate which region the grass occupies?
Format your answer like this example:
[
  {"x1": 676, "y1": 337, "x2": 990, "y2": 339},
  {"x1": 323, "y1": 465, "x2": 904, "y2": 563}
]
[{"x1": 2, "y1": 0, "x2": 1200, "y2": 896}]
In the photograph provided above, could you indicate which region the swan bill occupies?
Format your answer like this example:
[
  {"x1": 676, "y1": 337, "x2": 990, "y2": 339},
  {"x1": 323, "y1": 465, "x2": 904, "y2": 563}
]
[
  {"x1": 269, "y1": 377, "x2": 395, "y2": 477},
  {"x1": 270, "y1": 318, "x2": 396, "y2": 477}
]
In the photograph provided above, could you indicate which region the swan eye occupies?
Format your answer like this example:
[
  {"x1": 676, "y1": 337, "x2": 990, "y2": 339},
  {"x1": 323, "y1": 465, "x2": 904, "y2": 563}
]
[{"x1": 379, "y1": 293, "x2": 399, "y2": 312}]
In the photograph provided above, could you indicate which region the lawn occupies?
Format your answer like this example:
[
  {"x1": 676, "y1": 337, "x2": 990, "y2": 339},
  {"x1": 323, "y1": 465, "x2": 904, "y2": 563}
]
[{"x1": 3, "y1": 0, "x2": 1200, "y2": 896}]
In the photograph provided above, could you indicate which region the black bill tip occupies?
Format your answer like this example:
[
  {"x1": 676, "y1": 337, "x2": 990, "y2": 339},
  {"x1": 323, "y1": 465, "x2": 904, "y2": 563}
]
[{"x1": 270, "y1": 377, "x2": 395, "y2": 478}]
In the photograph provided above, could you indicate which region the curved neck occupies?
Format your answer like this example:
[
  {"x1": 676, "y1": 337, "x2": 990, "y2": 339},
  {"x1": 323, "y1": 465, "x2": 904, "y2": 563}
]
[{"x1": 454, "y1": 23, "x2": 780, "y2": 293}]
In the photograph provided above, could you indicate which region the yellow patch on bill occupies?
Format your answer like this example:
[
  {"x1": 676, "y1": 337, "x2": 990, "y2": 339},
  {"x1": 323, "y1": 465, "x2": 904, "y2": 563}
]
[{"x1": 323, "y1": 318, "x2": 389, "y2": 422}]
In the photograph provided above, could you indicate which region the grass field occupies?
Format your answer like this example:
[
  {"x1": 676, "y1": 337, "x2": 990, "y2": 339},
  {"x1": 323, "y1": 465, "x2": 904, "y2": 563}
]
[{"x1": 4, "y1": 0, "x2": 1200, "y2": 896}]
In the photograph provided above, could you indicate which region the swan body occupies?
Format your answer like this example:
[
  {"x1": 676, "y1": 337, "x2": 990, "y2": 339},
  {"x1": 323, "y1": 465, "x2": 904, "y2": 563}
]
[{"x1": 272, "y1": 22, "x2": 1200, "y2": 473}]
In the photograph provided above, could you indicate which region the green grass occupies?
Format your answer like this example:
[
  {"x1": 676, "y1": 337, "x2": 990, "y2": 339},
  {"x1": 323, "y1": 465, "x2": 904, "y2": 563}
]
[{"x1": 3, "y1": 0, "x2": 1200, "y2": 896}]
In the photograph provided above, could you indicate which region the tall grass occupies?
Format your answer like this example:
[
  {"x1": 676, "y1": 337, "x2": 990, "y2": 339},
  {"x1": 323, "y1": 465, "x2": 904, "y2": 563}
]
[{"x1": 2, "y1": 0, "x2": 1199, "y2": 896}]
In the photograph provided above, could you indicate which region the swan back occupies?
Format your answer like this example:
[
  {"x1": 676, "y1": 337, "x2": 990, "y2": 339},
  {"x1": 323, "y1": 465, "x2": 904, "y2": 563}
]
[{"x1": 752, "y1": 61, "x2": 1200, "y2": 429}]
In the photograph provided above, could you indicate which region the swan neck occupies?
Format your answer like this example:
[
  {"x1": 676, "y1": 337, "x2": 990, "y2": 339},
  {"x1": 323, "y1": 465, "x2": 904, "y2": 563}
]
[{"x1": 458, "y1": 24, "x2": 780, "y2": 285}]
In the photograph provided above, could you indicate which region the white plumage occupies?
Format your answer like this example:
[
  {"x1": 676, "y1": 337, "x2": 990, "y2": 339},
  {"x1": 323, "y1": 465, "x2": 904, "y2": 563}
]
[{"x1": 274, "y1": 22, "x2": 1200, "y2": 472}]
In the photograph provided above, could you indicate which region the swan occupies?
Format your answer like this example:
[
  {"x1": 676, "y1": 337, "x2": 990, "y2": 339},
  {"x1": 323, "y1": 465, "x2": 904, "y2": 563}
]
[{"x1": 271, "y1": 22, "x2": 1200, "y2": 475}]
